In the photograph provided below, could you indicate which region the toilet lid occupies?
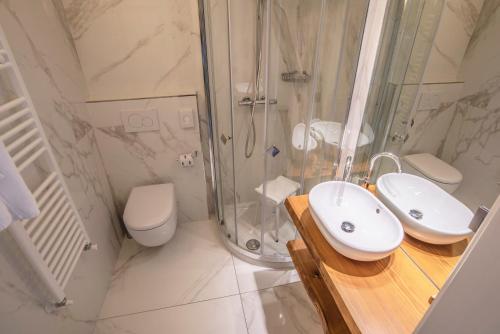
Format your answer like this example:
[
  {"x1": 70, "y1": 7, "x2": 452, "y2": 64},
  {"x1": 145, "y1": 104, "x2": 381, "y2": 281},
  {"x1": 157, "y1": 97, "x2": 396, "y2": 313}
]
[
  {"x1": 124, "y1": 183, "x2": 175, "y2": 231},
  {"x1": 404, "y1": 153, "x2": 463, "y2": 184}
]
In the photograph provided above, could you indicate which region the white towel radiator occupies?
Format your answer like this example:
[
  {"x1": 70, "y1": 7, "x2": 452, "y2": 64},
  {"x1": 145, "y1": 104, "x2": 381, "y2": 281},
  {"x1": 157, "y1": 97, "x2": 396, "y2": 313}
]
[{"x1": 0, "y1": 27, "x2": 95, "y2": 307}]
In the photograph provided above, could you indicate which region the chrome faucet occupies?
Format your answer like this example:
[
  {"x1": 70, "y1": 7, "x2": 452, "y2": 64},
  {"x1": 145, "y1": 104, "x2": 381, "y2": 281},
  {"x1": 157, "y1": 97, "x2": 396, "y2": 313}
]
[
  {"x1": 343, "y1": 156, "x2": 353, "y2": 181},
  {"x1": 365, "y1": 152, "x2": 402, "y2": 185}
]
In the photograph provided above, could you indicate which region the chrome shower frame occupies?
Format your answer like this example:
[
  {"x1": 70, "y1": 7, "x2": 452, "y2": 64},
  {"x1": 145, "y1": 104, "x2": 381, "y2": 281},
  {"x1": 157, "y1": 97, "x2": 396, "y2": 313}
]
[
  {"x1": 197, "y1": 0, "x2": 293, "y2": 268},
  {"x1": 197, "y1": 0, "x2": 388, "y2": 268}
]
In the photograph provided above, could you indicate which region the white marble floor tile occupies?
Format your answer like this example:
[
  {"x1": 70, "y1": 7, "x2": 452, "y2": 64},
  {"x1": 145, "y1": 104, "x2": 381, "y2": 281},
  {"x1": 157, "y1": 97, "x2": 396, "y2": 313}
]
[
  {"x1": 233, "y1": 256, "x2": 300, "y2": 294},
  {"x1": 94, "y1": 295, "x2": 248, "y2": 334},
  {"x1": 99, "y1": 220, "x2": 239, "y2": 318},
  {"x1": 240, "y1": 282, "x2": 323, "y2": 334}
]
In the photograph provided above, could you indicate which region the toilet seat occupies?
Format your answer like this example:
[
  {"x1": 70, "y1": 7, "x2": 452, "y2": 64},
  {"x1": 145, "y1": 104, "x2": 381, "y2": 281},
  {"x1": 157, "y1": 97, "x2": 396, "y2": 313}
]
[
  {"x1": 124, "y1": 183, "x2": 175, "y2": 231},
  {"x1": 403, "y1": 153, "x2": 462, "y2": 184}
]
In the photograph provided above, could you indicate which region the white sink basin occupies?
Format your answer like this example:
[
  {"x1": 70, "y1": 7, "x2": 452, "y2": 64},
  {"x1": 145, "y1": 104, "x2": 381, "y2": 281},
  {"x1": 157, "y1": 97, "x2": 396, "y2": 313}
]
[
  {"x1": 311, "y1": 121, "x2": 374, "y2": 147},
  {"x1": 308, "y1": 181, "x2": 403, "y2": 261},
  {"x1": 376, "y1": 173, "x2": 473, "y2": 245},
  {"x1": 292, "y1": 123, "x2": 318, "y2": 151},
  {"x1": 291, "y1": 121, "x2": 374, "y2": 151}
]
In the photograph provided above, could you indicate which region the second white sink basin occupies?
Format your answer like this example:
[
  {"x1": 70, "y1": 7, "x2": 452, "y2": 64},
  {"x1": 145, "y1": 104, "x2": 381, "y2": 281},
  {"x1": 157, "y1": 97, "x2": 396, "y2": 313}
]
[
  {"x1": 376, "y1": 173, "x2": 473, "y2": 245},
  {"x1": 309, "y1": 181, "x2": 403, "y2": 261}
]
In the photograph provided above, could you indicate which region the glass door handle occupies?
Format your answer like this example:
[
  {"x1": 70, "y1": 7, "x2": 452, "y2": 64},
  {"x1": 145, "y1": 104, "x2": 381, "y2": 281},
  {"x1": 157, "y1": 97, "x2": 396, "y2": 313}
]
[{"x1": 220, "y1": 134, "x2": 232, "y2": 144}]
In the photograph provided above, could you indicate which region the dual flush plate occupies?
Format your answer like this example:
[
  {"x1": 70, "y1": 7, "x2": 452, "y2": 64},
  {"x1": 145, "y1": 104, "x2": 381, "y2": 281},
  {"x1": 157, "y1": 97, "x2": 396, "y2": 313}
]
[
  {"x1": 120, "y1": 108, "x2": 195, "y2": 133},
  {"x1": 120, "y1": 108, "x2": 196, "y2": 167}
]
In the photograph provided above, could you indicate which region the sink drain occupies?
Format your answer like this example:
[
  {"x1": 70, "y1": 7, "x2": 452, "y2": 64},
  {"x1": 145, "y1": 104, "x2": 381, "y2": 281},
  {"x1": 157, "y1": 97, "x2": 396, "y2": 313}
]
[
  {"x1": 246, "y1": 239, "x2": 261, "y2": 251},
  {"x1": 409, "y1": 209, "x2": 423, "y2": 220},
  {"x1": 341, "y1": 221, "x2": 355, "y2": 233}
]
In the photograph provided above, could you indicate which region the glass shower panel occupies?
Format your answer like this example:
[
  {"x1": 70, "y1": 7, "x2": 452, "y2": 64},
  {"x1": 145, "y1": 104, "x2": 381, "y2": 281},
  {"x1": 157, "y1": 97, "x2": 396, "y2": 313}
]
[
  {"x1": 352, "y1": 0, "x2": 445, "y2": 181},
  {"x1": 258, "y1": 0, "x2": 324, "y2": 258},
  {"x1": 350, "y1": 0, "x2": 411, "y2": 179},
  {"x1": 204, "y1": 0, "x2": 237, "y2": 243},
  {"x1": 300, "y1": 0, "x2": 368, "y2": 189},
  {"x1": 259, "y1": 0, "x2": 369, "y2": 258},
  {"x1": 203, "y1": 0, "x2": 372, "y2": 265},
  {"x1": 228, "y1": 0, "x2": 271, "y2": 253},
  {"x1": 384, "y1": 0, "x2": 445, "y2": 156}
]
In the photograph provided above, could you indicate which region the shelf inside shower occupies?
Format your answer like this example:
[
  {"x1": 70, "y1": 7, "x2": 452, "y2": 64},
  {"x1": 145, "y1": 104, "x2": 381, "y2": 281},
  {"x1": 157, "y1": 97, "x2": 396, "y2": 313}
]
[{"x1": 223, "y1": 202, "x2": 297, "y2": 258}]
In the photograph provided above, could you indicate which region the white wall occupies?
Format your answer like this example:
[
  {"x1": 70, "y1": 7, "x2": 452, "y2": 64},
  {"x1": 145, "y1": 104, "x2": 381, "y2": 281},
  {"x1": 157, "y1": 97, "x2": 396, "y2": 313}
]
[{"x1": 416, "y1": 195, "x2": 500, "y2": 333}]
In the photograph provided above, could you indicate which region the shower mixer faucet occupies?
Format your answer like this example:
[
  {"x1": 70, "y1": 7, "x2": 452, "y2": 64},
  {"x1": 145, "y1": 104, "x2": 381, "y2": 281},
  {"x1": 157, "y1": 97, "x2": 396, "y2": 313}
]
[{"x1": 238, "y1": 96, "x2": 277, "y2": 107}]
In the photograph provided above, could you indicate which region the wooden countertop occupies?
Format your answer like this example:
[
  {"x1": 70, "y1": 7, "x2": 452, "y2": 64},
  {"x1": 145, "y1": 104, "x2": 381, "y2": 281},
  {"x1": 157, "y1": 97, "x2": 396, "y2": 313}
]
[
  {"x1": 285, "y1": 195, "x2": 465, "y2": 334},
  {"x1": 400, "y1": 235, "x2": 466, "y2": 289},
  {"x1": 287, "y1": 239, "x2": 351, "y2": 334}
]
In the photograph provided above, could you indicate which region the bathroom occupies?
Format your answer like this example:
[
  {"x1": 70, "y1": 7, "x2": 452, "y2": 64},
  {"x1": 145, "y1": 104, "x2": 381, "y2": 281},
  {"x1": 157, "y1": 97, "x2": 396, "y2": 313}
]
[{"x1": 0, "y1": 0, "x2": 498, "y2": 333}]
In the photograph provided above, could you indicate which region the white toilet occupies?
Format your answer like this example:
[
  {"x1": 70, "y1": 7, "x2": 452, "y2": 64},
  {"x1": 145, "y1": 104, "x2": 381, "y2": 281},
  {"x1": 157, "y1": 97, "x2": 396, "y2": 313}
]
[
  {"x1": 402, "y1": 153, "x2": 463, "y2": 194},
  {"x1": 123, "y1": 183, "x2": 177, "y2": 247}
]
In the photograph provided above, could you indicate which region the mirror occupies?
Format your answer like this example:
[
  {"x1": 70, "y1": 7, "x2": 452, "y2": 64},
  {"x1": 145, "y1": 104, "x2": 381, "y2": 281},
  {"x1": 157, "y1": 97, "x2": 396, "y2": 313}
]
[{"x1": 350, "y1": 0, "x2": 498, "y2": 287}]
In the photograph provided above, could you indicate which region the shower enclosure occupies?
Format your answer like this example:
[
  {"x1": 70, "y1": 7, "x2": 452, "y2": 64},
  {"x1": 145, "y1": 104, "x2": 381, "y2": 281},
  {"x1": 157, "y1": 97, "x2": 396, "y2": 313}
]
[{"x1": 199, "y1": 0, "x2": 444, "y2": 266}]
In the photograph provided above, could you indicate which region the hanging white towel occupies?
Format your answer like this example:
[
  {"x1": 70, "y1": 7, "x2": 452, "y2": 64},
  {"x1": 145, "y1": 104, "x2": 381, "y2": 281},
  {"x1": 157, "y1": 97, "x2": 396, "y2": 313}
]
[{"x1": 0, "y1": 142, "x2": 39, "y2": 232}]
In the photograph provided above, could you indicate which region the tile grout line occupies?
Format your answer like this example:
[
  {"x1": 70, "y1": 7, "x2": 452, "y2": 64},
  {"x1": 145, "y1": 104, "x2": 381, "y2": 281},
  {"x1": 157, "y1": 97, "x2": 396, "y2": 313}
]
[
  {"x1": 238, "y1": 277, "x2": 303, "y2": 295},
  {"x1": 96, "y1": 220, "x2": 236, "y2": 321},
  {"x1": 96, "y1": 220, "x2": 298, "y2": 332},
  {"x1": 96, "y1": 292, "x2": 242, "y2": 321},
  {"x1": 239, "y1": 280, "x2": 303, "y2": 297},
  {"x1": 230, "y1": 254, "x2": 251, "y2": 334}
]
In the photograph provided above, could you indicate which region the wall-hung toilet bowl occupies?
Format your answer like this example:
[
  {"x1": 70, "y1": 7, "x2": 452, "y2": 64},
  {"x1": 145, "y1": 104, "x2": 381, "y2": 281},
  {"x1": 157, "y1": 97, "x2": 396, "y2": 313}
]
[
  {"x1": 402, "y1": 153, "x2": 463, "y2": 194},
  {"x1": 123, "y1": 183, "x2": 177, "y2": 247}
]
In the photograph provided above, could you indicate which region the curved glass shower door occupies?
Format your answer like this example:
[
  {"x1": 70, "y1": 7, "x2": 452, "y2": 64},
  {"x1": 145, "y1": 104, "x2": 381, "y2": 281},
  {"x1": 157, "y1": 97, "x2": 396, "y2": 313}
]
[{"x1": 203, "y1": 0, "x2": 369, "y2": 266}]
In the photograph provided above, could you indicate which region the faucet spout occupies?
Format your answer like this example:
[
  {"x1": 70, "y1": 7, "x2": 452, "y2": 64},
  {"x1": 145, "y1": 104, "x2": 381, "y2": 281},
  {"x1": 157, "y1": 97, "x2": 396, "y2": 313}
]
[{"x1": 365, "y1": 152, "x2": 402, "y2": 185}]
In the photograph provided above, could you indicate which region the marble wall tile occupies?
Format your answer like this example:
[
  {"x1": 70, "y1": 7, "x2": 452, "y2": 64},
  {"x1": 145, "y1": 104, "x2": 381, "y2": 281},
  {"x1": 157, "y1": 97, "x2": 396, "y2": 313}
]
[
  {"x1": 423, "y1": 0, "x2": 484, "y2": 83},
  {"x1": 61, "y1": 0, "x2": 204, "y2": 102},
  {"x1": 0, "y1": 232, "x2": 95, "y2": 334},
  {"x1": 401, "y1": 83, "x2": 463, "y2": 156},
  {"x1": 404, "y1": 0, "x2": 444, "y2": 85},
  {"x1": 0, "y1": 0, "x2": 121, "y2": 333},
  {"x1": 440, "y1": 0, "x2": 500, "y2": 209},
  {"x1": 87, "y1": 95, "x2": 209, "y2": 222},
  {"x1": 442, "y1": 103, "x2": 500, "y2": 209},
  {"x1": 61, "y1": 0, "x2": 215, "y2": 216},
  {"x1": 459, "y1": 0, "x2": 500, "y2": 96}
]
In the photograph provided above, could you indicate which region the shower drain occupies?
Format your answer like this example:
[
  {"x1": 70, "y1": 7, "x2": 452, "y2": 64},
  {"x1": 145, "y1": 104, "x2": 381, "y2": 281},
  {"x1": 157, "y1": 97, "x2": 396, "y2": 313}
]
[{"x1": 246, "y1": 239, "x2": 261, "y2": 251}]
